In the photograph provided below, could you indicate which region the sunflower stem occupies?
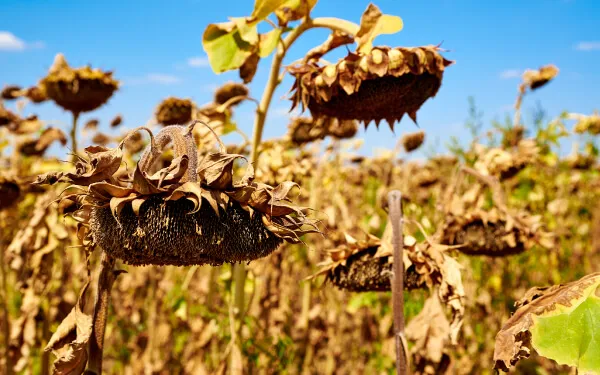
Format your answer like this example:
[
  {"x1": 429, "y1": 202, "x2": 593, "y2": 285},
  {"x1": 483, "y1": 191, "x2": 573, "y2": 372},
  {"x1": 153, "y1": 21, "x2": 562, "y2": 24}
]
[
  {"x1": 233, "y1": 13, "x2": 360, "y2": 364},
  {"x1": 86, "y1": 251, "x2": 119, "y2": 375},
  {"x1": 388, "y1": 191, "x2": 408, "y2": 375},
  {"x1": 70, "y1": 112, "x2": 80, "y2": 162}
]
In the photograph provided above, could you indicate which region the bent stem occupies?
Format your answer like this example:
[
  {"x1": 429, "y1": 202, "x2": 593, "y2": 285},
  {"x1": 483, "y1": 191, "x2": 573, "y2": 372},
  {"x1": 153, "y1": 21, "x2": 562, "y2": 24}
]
[
  {"x1": 70, "y1": 112, "x2": 80, "y2": 162},
  {"x1": 234, "y1": 12, "x2": 360, "y2": 330},
  {"x1": 86, "y1": 251, "x2": 120, "y2": 375},
  {"x1": 388, "y1": 191, "x2": 408, "y2": 375}
]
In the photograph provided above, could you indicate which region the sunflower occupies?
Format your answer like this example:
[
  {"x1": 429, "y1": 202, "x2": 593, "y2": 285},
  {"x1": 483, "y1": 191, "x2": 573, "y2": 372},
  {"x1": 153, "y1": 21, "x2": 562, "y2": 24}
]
[
  {"x1": 401, "y1": 130, "x2": 425, "y2": 152},
  {"x1": 156, "y1": 97, "x2": 194, "y2": 126},
  {"x1": 309, "y1": 233, "x2": 424, "y2": 292},
  {"x1": 439, "y1": 172, "x2": 554, "y2": 256},
  {"x1": 34, "y1": 123, "x2": 319, "y2": 266},
  {"x1": 40, "y1": 53, "x2": 119, "y2": 114},
  {"x1": 0, "y1": 174, "x2": 21, "y2": 210},
  {"x1": 288, "y1": 45, "x2": 453, "y2": 130},
  {"x1": 287, "y1": 117, "x2": 327, "y2": 144},
  {"x1": 214, "y1": 82, "x2": 249, "y2": 107}
]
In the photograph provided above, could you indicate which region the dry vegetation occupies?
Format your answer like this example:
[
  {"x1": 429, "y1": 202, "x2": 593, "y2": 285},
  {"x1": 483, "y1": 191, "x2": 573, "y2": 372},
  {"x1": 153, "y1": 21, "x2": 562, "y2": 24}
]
[{"x1": 1, "y1": 1, "x2": 599, "y2": 375}]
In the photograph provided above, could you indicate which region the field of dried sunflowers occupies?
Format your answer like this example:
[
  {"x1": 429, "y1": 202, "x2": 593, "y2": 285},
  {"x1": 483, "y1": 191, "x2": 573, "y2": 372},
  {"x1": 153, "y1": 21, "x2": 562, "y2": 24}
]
[{"x1": 1, "y1": 1, "x2": 600, "y2": 375}]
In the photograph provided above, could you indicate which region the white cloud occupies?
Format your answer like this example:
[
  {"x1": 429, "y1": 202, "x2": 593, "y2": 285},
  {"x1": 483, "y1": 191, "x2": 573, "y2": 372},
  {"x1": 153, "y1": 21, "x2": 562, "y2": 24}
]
[
  {"x1": 187, "y1": 56, "x2": 210, "y2": 67},
  {"x1": 574, "y1": 41, "x2": 600, "y2": 51},
  {"x1": 125, "y1": 73, "x2": 182, "y2": 85},
  {"x1": 146, "y1": 73, "x2": 181, "y2": 84},
  {"x1": 500, "y1": 69, "x2": 522, "y2": 79},
  {"x1": 0, "y1": 32, "x2": 25, "y2": 50},
  {"x1": 0, "y1": 31, "x2": 44, "y2": 51}
]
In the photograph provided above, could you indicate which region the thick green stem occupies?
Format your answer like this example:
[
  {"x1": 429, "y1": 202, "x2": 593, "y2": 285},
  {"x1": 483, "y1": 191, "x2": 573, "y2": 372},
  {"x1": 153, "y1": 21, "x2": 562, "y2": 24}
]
[{"x1": 70, "y1": 112, "x2": 80, "y2": 162}]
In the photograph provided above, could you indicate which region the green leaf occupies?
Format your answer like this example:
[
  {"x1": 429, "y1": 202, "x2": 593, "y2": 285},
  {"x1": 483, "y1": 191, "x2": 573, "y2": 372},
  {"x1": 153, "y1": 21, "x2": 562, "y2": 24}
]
[
  {"x1": 494, "y1": 273, "x2": 600, "y2": 373},
  {"x1": 356, "y1": 4, "x2": 403, "y2": 53},
  {"x1": 251, "y1": 0, "x2": 289, "y2": 22},
  {"x1": 531, "y1": 282, "x2": 600, "y2": 373},
  {"x1": 202, "y1": 22, "x2": 254, "y2": 73},
  {"x1": 259, "y1": 28, "x2": 282, "y2": 57}
]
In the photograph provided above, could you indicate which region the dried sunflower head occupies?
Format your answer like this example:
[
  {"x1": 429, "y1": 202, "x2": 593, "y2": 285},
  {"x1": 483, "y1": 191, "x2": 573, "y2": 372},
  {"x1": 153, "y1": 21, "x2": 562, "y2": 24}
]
[
  {"x1": 110, "y1": 114, "x2": 123, "y2": 127},
  {"x1": 401, "y1": 130, "x2": 425, "y2": 152},
  {"x1": 0, "y1": 102, "x2": 19, "y2": 127},
  {"x1": 1, "y1": 85, "x2": 22, "y2": 100},
  {"x1": 309, "y1": 233, "x2": 424, "y2": 292},
  {"x1": 288, "y1": 45, "x2": 453, "y2": 130},
  {"x1": 327, "y1": 118, "x2": 358, "y2": 139},
  {"x1": 26, "y1": 86, "x2": 48, "y2": 103},
  {"x1": 521, "y1": 64, "x2": 559, "y2": 91},
  {"x1": 474, "y1": 139, "x2": 539, "y2": 179},
  {"x1": 156, "y1": 97, "x2": 194, "y2": 126},
  {"x1": 0, "y1": 174, "x2": 20, "y2": 210},
  {"x1": 35, "y1": 123, "x2": 319, "y2": 266},
  {"x1": 309, "y1": 229, "x2": 465, "y2": 341},
  {"x1": 573, "y1": 113, "x2": 600, "y2": 135},
  {"x1": 40, "y1": 54, "x2": 119, "y2": 113},
  {"x1": 18, "y1": 127, "x2": 67, "y2": 156},
  {"x1": 501, "y1": 125, "x2": 525, "y2": 148},
  {"x1": 288, "y1": 117, "x2": 327, "y2": 144},
  {"x1": 440, "y1": 174, "x2": 554, "y2": 256},
  {"x1": 91, "y1": 132, "x2": 111, "y2": 146},
  {"x1": 214, "y1": 82, "x2": 249, "y2": 107}
]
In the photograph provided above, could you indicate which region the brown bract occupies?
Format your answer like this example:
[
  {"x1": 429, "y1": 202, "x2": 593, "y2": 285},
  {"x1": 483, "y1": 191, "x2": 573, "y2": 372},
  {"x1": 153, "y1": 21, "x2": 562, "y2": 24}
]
[
  {"x1": 34, "y1": 124, "x2": 319, "y2": 266},
  {"x1": 287, "y1": 46, "x2": 453, "y2": 130},
  {"x1": 40, "y1": 53, "x2": 119, "y2": 114},
  {"x1": 156, "y1": 97, "x2": 194, "y2": 126},
  {"x1": 493, "y1": 273, "x2": 600, "y2": 372}
]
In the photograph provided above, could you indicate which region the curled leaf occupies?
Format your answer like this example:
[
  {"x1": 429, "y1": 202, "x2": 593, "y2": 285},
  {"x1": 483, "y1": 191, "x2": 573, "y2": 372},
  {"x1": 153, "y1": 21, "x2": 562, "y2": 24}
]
[
  {"x1": 356, "y1": 3, "x2": 404, "y2": 53},
  {"x1": 45, "y1": 281, "x2": 92, "y2": 375},
  {"x1": 494, "y1": 273, "x2": 600, "y2": 373}
]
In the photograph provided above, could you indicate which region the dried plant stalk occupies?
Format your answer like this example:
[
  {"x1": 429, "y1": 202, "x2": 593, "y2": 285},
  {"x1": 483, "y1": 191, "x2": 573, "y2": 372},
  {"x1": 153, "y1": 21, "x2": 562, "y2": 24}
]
[{"x1": 388, "y1": 191, "x2": 409, "y2": 375}]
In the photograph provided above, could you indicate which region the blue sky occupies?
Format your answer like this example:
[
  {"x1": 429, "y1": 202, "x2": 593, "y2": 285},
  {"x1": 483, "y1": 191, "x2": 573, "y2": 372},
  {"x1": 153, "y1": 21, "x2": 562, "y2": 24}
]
[{"x1": 1, "y1": 0, "x2": 599, "y2": 159}]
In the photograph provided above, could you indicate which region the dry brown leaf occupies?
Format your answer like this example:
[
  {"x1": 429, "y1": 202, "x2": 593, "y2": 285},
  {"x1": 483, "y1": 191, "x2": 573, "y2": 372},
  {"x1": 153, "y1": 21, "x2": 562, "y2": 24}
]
[
  {"x1": 45, "y1": 281, "x2": 92, "y2": 375},
  {"x1": 406, "y1": 294, "x2": 452, "y2": 375}
]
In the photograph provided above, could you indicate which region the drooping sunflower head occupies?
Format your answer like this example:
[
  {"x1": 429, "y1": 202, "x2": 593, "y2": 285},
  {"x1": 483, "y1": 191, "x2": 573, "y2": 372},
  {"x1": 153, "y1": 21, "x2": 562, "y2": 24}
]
[
  {"x1": 521, "y1": 64, "x2": 559, "y2": 91},
  {"x1": 401, "y1": 130, "x2": 426, "y2": 152},
  {"x1": 40, "y1": 53, "x2": 119, "y2": 114},
  {"x1": 34, "y1": 122, "x2": 319, "y2": 266},
  {"x1": 309, "y1": 232, "x2": 425, "y2": 292},
  {"x1": 288, "y1": 45, "x2": 453, "y2": 130},
  {"x1": 0, "y1": 174, "x2": 21, "y2": 210},
  {"x1": 214, "y1": 81, "x2": 249, "y2": 107},
  {"x1": 573, "y1": 112, "x2": 600, "y2": 135},
  {"x1": 440, "y1": 169, "x2": 554, "y2": 256},
  {"x1": 155, "y1": 97, "x2": 194, "y2": 126}
]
